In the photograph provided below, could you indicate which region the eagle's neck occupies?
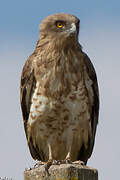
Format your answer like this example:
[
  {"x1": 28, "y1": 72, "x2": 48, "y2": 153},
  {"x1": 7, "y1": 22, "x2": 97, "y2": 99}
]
[
  {"x1": 37, "y1": 33, "x2": 81, "y2": 50},
  {"x1": 35, "y1": 37, "x2": 84, "y2": 98}
]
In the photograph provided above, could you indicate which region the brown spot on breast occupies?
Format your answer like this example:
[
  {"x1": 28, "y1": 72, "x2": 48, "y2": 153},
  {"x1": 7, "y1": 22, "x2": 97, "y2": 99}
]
[
  {"x1": 63, "y1": 108, "x2": 69, "y2": 112},
  {"x1": 80, "y1": 97, "x2": 86, "y2": 100},
  {"x1": 43, "y1": 63, "x2": 47, "y2": 68},
  {"x1": 37, "y1": 92, "x2": 41, "y2": 96},
  {"x1": 54, "y1": 104, "x2": 61, "y2": 108},
  {"x1": 78, "y1": 111, "x2": 85, "y2": 116},
  {"x1": 69, "y1": 94, "x2": 76, "y2": 100},
  {"x1": 72, "y1": 129, "x2": 78, "y2": 131},
  {"x1": 47, "y1": 117, "x2": 56, "y2": 122},
  {"x1": 70, "y1": 122, "x2": 75, "y2": 125},
  {"x1": 64, "y1": 115, "x2": 69, "y2": 120},
  {"x1": 46, "y1": 123, "x2": 52, "y2": 128},
  {"x1": 33, "y1": 98, "x2": 37, "y2": 101},
  {"x1": 39, "y1": 101, "x2": 42, "y2": 105},
  {"x1": 32, "y1": 89, "x2": 35, "y2": 93},
  {"x1": 44, "y1": 135, "x2": 49, "y2": 138},
  {"x1": 49, "y1": 130, "x2": 54, "y2": 134},
  {"x1": 62, "y1": 122, "x2": 68, "y2": 128},
  {"x1": 72, "y1": 82, "x2": 77, "y2": 91},
  {"x1": 58, "y1": 132, "x2": 62, "y2": 136},
  {"x1": 36, "y1": 110, "x2": 42, "y2": 113},
  {"x1": 38, "y1": 114, "x2": 43, "y2": 118},
  {"x1": 51, "y1": 127, "x2": 57, "y2": 130},
  {"x1": 60, "y1": 100, "x2": 65, "y2": 104},
  {"x1": 53, "y1": 109, "x2": 58, "y2": 113},
  {"x1": 79, "y1": 90, "x2": 87, "y2": 96},
  {"x1": 35, "y1": 105, "x2": 40, "y2": 109},
  {"x1": 36, "y1": 61, "x2": 41, "y2": 67},
  {"x1": 81, "y1": 128, "x2": 84, "y2": 132},
  {"x1": 64, "y1": 125, "x2": 69, "y2": 129},
  {"x1": 79, "y1": 87, "x2": 83, "y2": 91},
  {"x1": 62, "y1": 122, "x2": 67, "y2": 125},
  {"x1": 30, "y1": 113, "x2": 36, "y2": 120}
]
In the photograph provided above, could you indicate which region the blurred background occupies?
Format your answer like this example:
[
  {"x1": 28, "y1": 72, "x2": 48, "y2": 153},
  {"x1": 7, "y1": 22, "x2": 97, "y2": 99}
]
[{"x1": 0, "y1": 0, "x2": 120, "y2": 179}]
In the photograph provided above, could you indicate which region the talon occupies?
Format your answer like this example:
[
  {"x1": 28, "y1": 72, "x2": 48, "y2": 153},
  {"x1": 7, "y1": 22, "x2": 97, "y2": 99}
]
[
  {"x1": 52, "y1": 160, "x2": 57, "y2": 165},
  {"x1": 81, "y1": 161, "x2": 84, "y2": 165},
  {"x1": 44, "y1": 165, "x2": 50, "y2": 176},
  {"x1": 73, "y1": 160, "x2": 85, "y2": 165},
  {"x1": 52, "y1": 160, "x2": 61, "y2": 165},
  {"x1": 45, "y1": 160, "x2": 52, "y2": 169},
  {"x1": 65, "y1": 159, "x2": 72, "y2": 164},
  {"x1": 34, "y1": 161, "x2": 45, "y2": 168},
  {"x1": 64, "y1": 157, "x2": 72, "y2": 164},
  {"x1": 44, "y1": 160, "x2": 52, "y2": 176},
  {"x1": 57, "y1": 160, "x2": 62, "y2": 165}
]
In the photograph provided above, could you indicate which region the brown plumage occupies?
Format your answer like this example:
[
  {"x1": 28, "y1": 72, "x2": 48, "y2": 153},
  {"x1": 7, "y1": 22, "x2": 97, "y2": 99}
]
[{"x1": 20, "y1": 13, "x2": 99, "y2": 165}]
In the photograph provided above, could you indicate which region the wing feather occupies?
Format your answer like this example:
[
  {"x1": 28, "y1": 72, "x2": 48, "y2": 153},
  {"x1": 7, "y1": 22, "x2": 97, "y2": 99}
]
[
  {"x1": 20, "y1": 54, "x2": 41, "y2": 160},
  {"x1": 77, "y1": 52, "x2": 99, "y2": 163},
  {"x1": 84, "y1": 53, "x2": 99, "y2": 157}
]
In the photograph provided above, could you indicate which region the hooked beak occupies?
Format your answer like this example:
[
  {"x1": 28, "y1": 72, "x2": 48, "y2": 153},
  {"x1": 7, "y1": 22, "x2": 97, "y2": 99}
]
[
  {"x1": 69, "y1": 23, "x2": 77, "y2": 33},
  {"x1": 67, "y1": 22, "x2": 79, "y2": 36}
]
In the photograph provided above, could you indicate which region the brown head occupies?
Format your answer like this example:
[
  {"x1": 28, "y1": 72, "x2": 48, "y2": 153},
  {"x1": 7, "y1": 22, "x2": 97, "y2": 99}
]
[{"x1": 39, "y1": 13, "x2": 80, "y2": 46}]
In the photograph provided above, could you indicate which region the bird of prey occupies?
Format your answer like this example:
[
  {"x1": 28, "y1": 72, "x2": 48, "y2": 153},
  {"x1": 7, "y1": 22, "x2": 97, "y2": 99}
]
[{"x1": 20, "y1": 13, "x2": 99, "y2": 167}]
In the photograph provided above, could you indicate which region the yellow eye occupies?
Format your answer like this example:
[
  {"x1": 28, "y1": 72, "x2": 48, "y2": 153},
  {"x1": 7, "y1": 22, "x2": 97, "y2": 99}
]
[{"x1": 56, "y1": 22, "x2": 63, "y2": 28}]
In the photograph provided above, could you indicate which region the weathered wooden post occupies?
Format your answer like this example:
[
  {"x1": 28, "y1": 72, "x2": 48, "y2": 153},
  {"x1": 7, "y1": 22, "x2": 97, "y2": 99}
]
[{"x1": 24, "y1": 164, "x2": 98, "y2": 180}]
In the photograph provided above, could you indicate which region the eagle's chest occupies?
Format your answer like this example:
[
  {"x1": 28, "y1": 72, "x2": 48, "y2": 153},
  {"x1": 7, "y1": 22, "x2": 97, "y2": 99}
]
[
  {"x1": 28, "y1": 77, "x2": 91, "y2": 160},
  {"x1": 29, "y1": 79, "x2": 90, "y2": 133}
]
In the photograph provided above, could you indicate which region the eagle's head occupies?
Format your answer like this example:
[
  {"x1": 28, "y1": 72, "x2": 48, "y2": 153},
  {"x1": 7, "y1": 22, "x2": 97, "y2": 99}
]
[{"x1": 39, "y1": 13, "x2": 80, "y2": 44}]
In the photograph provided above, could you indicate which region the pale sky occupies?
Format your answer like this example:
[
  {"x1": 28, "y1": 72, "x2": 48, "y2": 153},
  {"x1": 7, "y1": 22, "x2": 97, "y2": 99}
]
[{"x1": 0, "y1": 1, "x2": 120, "y2": 179}]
